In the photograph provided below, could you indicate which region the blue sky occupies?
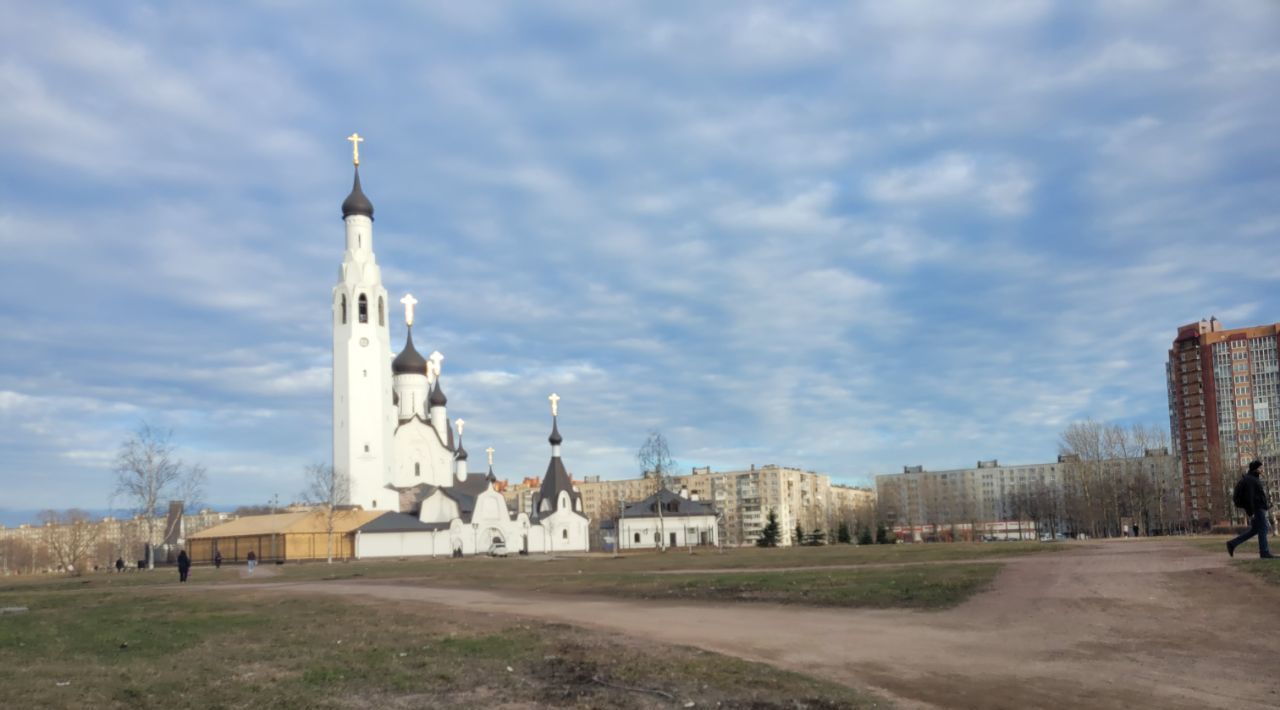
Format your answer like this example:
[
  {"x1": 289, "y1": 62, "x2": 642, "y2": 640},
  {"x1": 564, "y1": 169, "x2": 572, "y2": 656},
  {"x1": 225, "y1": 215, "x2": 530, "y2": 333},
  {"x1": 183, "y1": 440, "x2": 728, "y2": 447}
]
[{"x1": 2, "y1": 1, "x2": 1278, "y2": 513}]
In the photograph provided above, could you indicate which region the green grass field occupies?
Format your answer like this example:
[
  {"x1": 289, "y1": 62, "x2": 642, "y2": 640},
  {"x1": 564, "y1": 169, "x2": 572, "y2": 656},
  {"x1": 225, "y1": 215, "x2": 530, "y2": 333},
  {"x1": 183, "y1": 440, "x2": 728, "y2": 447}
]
[
  {"x1": 0, "y1": 586, "x2": 882, "y2": 709},
  {"x1": 1, "y1": 540, "x2": 1056, "y2": 609}
]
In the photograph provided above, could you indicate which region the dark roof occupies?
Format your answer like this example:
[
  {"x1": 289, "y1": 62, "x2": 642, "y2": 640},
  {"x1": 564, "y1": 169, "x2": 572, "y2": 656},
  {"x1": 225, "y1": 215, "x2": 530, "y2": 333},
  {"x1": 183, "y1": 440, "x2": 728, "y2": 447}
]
[
  {"x1": 455, "y1": 440, "x2": 468, "y2": 461},
  {"x1": 429, "y1": 379, "x2": 447, "y2": 407},
  {"x1": 440, "y1": 473, "x2": 495, "y2": 520},
  {"x1": 341, "y1": 167, "x2": 374, "y2": 220},
  {"x1": 534, "y1": 455, "x2": 580, "y2": 518},
  {"x1": 392, "y1": 328, "x2": 428, "y2": 376},
  {"x1": 621, "y1": 489, "x2": 717, "y2": 518},
  {"x1": 394, "y1": 474, "x2": 491, "y2": 517},
  {"x1": 355, "y1": 513, "x2": 448, "y2": 534},
  {"x1": 548, "y1": 417, "x2": 562, "y2": 446}
]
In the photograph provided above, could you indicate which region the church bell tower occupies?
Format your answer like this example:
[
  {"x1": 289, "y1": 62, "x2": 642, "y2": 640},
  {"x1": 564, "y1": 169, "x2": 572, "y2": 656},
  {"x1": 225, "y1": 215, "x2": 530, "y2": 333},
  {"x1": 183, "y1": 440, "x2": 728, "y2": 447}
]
[{"x1": 332, "y1": 133, "x2": 397, "y2": 511}]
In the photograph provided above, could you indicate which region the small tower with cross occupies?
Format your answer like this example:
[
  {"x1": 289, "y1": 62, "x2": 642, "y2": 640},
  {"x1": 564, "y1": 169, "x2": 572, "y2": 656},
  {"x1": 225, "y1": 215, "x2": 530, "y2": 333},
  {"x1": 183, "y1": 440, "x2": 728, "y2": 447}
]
[{"x1": 333, "y1": 132, "x2": 397, "y2": 512}]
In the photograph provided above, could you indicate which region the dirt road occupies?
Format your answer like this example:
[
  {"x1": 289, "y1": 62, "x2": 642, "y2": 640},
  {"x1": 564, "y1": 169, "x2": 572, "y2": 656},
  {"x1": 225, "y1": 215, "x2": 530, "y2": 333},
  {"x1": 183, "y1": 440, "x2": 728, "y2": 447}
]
[{"x1": 255, "y1": 540, "x2": 1280, "y2": 709}]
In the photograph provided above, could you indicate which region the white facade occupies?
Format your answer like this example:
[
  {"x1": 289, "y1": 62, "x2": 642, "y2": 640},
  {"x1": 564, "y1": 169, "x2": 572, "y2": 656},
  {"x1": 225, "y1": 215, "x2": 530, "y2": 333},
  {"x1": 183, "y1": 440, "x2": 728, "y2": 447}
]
[
  {"x1": 330, "y1": 155, "x2": 590, "y2": 555},
  {"x1": 332, "y1": 201, "x2": 398, "y2": 513},
  {"x1": 536, "y1": 507, "x2": 590, "y2": 554},
  {"x1": 619, "y1": 515, "x2": 718, "y2": 550}
]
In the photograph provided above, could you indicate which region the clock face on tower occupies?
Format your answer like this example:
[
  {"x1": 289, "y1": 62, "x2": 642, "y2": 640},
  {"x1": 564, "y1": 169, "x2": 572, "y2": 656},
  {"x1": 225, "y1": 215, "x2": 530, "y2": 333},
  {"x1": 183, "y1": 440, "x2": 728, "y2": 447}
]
[{"x1": 360, "y1": 337, "x2": 369, "y2": 347}]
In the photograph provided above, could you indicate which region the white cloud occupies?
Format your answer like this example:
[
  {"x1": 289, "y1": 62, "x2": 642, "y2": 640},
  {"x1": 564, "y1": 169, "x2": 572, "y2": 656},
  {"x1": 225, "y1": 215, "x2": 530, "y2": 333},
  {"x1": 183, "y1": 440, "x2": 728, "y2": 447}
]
[{"x1": 866, "y1": 153, "x2": 1034, "y2": 217}]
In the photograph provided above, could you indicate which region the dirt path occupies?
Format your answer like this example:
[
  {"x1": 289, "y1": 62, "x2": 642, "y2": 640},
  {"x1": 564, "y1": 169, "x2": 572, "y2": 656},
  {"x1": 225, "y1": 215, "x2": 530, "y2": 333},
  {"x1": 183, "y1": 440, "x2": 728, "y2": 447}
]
[{"x1": 244, "y1": 540, "x2": 1280, "y2": 709}]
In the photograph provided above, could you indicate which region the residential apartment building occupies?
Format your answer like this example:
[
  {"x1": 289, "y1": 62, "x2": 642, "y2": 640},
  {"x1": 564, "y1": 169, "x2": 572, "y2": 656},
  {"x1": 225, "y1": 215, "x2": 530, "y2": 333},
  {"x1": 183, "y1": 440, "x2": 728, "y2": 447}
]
[
  {"x1": 876, "y1": 459, "x2": 1068, "y2": 531},
  {"x1": 875, "y1": 450, "x2": 1182, "y2": 538},
  {"x1": 1168, "y1": 318, "x2": 1280, "y2": 527},
  {"x1": 577, "y1": 465, "x2": 874, "y2": 547}
]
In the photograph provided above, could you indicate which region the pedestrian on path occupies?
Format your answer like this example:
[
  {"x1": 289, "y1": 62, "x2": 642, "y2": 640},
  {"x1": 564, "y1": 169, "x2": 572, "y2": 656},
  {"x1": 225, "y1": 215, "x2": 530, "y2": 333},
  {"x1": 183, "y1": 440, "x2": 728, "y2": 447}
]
[
  {"x1": 247, "y1": 550, "x2": 257, "y2": 573},
  {"x1": 177, "y1": 549, "x2": 191, "y2": 582},
  {"x1": 1228, "y1": 460, "x2": 1275, "y2": 559}
]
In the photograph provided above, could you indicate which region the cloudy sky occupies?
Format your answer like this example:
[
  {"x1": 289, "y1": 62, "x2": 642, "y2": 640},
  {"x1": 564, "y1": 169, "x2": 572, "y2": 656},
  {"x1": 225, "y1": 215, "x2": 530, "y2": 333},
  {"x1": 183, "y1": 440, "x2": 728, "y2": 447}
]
[{"x1": 2, "y1": 1, "x2": 1277, "y2": 514}]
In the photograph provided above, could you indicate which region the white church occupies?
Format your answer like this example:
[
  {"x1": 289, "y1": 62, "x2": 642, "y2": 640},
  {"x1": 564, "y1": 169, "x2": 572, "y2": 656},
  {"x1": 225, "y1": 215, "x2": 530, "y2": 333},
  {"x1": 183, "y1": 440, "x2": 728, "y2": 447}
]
[{"x1": 330, "y1": 134, "x2": 590, "y2": 557}]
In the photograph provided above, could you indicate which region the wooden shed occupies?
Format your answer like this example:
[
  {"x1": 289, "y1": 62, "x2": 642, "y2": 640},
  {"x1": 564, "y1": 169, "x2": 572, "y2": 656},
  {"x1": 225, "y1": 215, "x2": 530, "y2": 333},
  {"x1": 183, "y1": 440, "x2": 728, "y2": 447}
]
[{"x1": 186, "y1": 509, "x2": 387, "y2": 564}]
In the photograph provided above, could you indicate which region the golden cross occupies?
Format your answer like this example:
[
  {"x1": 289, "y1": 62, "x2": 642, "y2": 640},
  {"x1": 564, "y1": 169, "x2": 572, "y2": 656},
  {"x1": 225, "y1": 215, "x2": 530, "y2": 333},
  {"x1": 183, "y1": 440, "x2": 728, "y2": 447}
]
[
  {"x1": 346, "y1": 132, "x2": 364, "y2": 166},
  {"x1": 400, "y1": 293, "x2": 418, "y2": 326},
  {"x1": 548, "y1": 393, "x2": 560, "y2": 417},
  {"x1": 456, "y1": 419, "x2": 465, "y2": 437},
  {"x1": 485, "y1": 447, "x2": 495, "y2": 466}
]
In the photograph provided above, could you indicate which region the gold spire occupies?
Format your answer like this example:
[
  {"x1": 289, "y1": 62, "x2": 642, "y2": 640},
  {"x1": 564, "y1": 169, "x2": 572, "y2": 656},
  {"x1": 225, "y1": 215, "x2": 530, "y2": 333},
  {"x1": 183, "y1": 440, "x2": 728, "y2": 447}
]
[{"x1": 346, "y1": 132, "x2": 364, "y2": 166}]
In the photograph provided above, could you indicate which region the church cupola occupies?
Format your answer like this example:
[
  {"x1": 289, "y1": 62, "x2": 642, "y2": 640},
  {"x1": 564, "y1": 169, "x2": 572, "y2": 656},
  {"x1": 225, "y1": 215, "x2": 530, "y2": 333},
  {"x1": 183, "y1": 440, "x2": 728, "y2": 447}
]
[
  {"x1": 391, "y1": 327, "x2": 427, "y2": 376},
  {"x1": 429, "y1": 378, "x2": 448, "y2": 408},
  {"x1": 391, "y1": 295, "x2": 430, "y2": 421},
  {"x1": 534, "y1": 393, "x2": 581, "y2": 517},
  {"x1": 341, "y1": 149, "x2": 374, "y2": 221},
  {"x1": 454, "y1": 420, "x2": 468, "y2": 481},
  {"x1": 428, "y1": 357, "x2": 449, "y2": 438}
]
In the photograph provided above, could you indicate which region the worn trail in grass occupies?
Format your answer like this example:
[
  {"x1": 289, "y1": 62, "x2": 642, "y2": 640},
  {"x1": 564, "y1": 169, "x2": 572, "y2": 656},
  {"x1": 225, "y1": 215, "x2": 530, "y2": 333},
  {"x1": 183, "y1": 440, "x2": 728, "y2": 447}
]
[{"x1": 259, "y1": 539, "x2": 1280, "y2": 710}]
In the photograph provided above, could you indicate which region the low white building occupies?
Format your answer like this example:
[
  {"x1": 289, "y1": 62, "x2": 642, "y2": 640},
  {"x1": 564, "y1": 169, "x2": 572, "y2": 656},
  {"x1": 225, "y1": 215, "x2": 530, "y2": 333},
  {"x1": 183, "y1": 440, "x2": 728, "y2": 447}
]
[
  {"x1": 619, "y1": 489, "x2": 718, "y2": 550},
  {"x1": 353, "y1": 403, "x2": 590, "y2": 558}
]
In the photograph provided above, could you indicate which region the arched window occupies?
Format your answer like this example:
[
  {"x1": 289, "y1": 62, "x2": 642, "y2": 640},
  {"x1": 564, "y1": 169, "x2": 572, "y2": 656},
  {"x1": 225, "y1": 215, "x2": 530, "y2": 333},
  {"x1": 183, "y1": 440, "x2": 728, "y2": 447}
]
[
  {"x1": 633, "y1": 532, "x2": 640, "y2": 543},
  {"x1": 415, "y1": 463, "x2": 420, "y2": 477},
  {"x1": 378, "y1": 297, "x2": 385, "y2": 326},
  {"x1": 339, "y1": 294, "x2": 347, "y2": 324},
  {"x1": 562, "y1": 529, "x2": 568, "y2": 540},
  {"x1": 358, "y1": 294, "x2": 368, "y2": 323}
]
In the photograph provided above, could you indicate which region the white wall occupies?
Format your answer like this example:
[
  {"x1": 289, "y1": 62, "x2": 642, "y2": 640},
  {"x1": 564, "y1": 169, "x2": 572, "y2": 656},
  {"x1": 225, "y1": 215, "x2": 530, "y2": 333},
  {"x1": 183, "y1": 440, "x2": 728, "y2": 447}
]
[{"x1": 619, "y1": 515, "x2": 718, "y2": 550}]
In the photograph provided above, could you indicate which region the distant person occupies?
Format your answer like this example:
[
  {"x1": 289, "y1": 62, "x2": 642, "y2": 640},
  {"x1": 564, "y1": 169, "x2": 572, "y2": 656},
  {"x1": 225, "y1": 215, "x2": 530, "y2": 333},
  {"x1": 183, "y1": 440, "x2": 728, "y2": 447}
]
[
  {"x1": 247, "y1": 550, "x2": 257, "y2": 573},
  {"x1": 213, "y1": 550, "x2": 223, "y2": 569},
  {"x1": 115, "y1": 557, "x2": 124, "y2": 573},
  {"x1": 1228, "y1": 460, "x2": 1275, "y2": 559},
  {"x1": 177, "y1": 550, "x2": 191, "y2": 583}
]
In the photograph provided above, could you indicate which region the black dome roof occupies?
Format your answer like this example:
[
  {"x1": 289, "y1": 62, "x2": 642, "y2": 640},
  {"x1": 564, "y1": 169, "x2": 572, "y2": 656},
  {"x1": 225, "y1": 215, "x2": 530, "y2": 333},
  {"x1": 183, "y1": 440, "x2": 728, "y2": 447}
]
[
  {"x1": 392, "y1": 328, "x2": 428, "y2": 376},
  {"x1": 341, "y1": 168, "x2": 374, "y2": 220},
  {"x1": 548, "y1": 417, "x2": 563, "y2": 447},
  {"x1": 429, "y1": 380, "x2": 448, "y2": 407},
  {"x1": 455, "y1": 443, "x2": 468, "y2": 461}
]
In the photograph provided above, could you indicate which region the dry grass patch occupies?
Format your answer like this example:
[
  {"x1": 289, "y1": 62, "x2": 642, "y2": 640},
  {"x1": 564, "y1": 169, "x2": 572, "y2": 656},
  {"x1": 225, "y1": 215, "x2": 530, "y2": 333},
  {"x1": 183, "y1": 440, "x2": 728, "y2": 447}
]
[{"x1": 0, "y1": 585, "x2": 884, "y2": 709}]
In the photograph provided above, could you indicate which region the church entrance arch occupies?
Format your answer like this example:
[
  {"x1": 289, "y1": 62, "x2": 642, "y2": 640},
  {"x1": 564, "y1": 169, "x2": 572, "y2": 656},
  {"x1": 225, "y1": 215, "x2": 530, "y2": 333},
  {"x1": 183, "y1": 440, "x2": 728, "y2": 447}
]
[{"x1": 483, "y1": 527, "x2": 505, "y2": 555}]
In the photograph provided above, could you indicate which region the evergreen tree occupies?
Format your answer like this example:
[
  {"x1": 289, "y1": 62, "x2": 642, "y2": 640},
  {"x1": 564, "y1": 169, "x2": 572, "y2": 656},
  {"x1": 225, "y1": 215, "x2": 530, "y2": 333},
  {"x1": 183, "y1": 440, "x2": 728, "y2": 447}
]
[
  {"x1": 794, "y1": 523, "x2": 805, "y2": 546},
  {"x1": 806, "y1": 528, "x2": 826, "y2": 546},
  {"x1": 837, "y1": 521, "x2": 852, "y2": 544},
  {"x1": 858, "y1": 525, "x2": 873, "y2": 546},
  {"x1": 756, "y1": 509, "x2": 781, "y2": 547},
  {"x1": 875, "y1": 522, "x2": 890, "y2": 544}
]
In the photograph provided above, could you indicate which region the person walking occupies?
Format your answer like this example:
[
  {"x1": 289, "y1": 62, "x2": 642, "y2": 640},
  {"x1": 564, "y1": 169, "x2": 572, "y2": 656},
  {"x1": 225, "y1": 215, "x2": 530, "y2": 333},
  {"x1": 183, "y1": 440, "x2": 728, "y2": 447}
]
[
  {"x1": 246, "y1": 550, "x2": 257, "y2": 574},
  {"x1": 177, "y1": 549, "x2": 192, "y2": 582},
  {"x1": 1228, "y1": 460, "x2": 1275, "y2": 559},
  {"x1": 115, "y1": 557, "x2": 124, "y2": 573},
  {"x1": 213, "y1": 550, "x2": 223, "y2": 569}
]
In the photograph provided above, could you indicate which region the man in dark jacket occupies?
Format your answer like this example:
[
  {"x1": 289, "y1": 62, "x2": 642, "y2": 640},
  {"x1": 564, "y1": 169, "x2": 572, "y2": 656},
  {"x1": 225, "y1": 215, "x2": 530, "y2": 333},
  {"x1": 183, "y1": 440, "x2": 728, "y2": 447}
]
[
  {"x1": 177, "y1": 549, "x2": 192, "y2": 582},
  {"x1": 1228, "y1": 460, "x2": 1274, "y2": 559}
]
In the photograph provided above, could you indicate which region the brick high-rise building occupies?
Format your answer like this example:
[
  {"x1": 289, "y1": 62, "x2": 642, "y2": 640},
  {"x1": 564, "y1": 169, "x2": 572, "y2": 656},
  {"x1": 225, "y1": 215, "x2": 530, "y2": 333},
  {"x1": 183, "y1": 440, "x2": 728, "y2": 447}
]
[{"x1": 1168, "y1": 318, "x2": 1280, "y2": 528}]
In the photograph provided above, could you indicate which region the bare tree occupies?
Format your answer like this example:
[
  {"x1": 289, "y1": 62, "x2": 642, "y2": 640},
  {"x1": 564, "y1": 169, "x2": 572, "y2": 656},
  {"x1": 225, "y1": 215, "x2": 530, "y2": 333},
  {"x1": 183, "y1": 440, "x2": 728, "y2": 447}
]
[
  {"x1": 637, "y1": 431, "x2": 676, "y2": 551},
  {"x1": 112, "y1": 424, "x2": 206, "y2": 569},
  {"x1": 301, "y1": 463, "x2": 350, "y2": 564},
  {"x1": 39, "y1": 509, "x2": 100, "y2": 575}
]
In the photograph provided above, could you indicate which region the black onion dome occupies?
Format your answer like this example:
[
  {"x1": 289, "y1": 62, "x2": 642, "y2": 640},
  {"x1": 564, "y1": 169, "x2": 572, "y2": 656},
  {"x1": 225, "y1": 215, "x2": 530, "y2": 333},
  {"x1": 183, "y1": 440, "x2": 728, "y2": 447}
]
[
  {"x1": 455, "y1": 442, "x2": 468, "y2": 461},
  {"x1": 429, "y1": 379, "x2": 447, "y2": 407},
  {"x1": 391, "y1": 328, "x2": 428, "y2": 376},
  {"x1": 548, "y1": 417, "x2": 563, "y2": 447},
  {"x1": 341, "y1": 167, "x2": 374, "y2": 220}
]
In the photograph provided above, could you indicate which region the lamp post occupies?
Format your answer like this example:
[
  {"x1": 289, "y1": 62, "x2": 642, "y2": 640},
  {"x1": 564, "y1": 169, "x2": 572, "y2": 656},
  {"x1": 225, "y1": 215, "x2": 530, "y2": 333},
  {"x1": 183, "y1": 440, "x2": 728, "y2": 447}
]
[{"x1": 471, "y1": 522, "x2": 478, "y2": 556}]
